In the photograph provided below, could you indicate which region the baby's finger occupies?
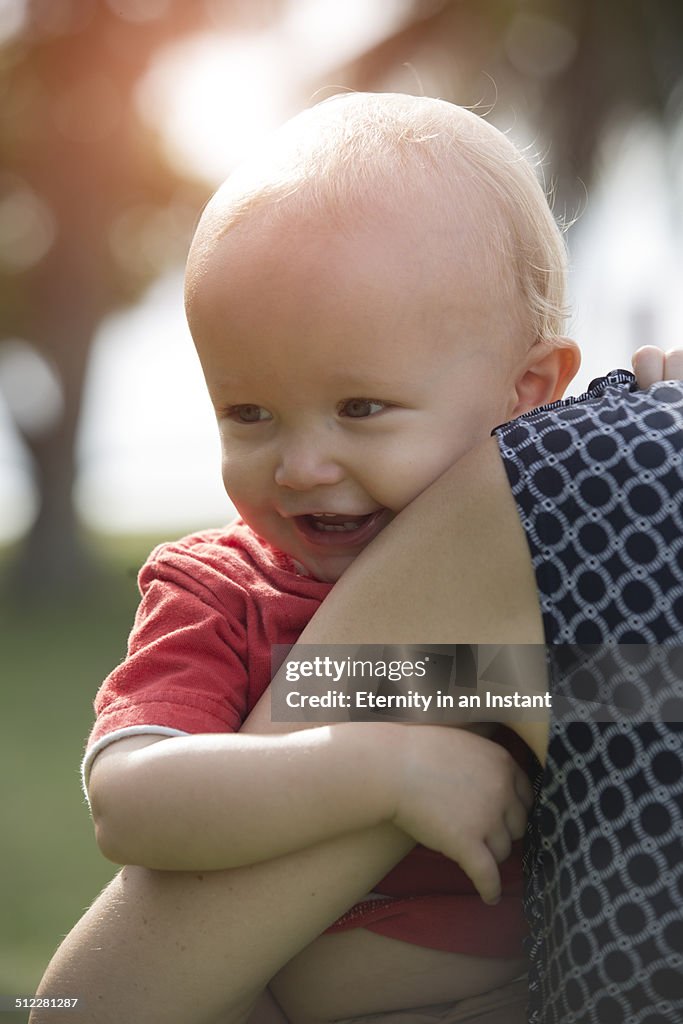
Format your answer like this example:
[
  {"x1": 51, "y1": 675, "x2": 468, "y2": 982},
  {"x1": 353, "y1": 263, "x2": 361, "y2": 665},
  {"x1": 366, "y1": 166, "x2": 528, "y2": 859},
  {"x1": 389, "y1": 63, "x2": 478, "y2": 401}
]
[
  {"x1": 485, "y1": 827, "x2": 512, "y2": 865},
  {"x1": 514, "y1": 767, "x2": 534, "y2": 812},
  {"x1": 664, "y1": 347, "x2": 683, "y2": 381},
  {"x1": 505, "y1": 800, "x2": 529, "y2": 842},
  {"x1": 632, "y1": 346, "x2": 664, "y2": 389},
  {"x1": 462, "y1": 842, "x2": 502, "y2": 906}
]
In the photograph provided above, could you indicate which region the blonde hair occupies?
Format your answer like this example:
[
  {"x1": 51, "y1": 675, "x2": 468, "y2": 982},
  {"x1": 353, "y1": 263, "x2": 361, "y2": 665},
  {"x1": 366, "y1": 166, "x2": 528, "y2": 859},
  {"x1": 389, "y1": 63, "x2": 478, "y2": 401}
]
[{"x1": 189, "y1": 92, "x2": 569, "y2": 346}]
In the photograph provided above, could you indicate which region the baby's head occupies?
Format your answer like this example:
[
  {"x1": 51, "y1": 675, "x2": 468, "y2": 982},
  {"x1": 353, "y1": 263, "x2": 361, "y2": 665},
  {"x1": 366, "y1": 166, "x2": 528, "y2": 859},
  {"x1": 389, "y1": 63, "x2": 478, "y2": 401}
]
[{"x1": 185, "y1": 92, "x2": 579, "y2": 581}]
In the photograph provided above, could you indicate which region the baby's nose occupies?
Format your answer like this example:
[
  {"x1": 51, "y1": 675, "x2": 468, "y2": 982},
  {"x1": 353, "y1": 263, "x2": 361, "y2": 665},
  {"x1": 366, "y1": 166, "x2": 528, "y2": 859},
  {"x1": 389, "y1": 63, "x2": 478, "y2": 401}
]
[{"x1": 274, "y1": 434, "x2": 345, "y2": 490}]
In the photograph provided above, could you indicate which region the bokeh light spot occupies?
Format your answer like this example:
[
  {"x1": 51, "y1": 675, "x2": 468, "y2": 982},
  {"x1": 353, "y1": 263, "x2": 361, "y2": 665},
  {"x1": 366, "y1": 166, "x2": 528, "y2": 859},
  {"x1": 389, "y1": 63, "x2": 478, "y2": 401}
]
[
  {"x1": 0, "y1": 339, "x2": 64, "y2": 438},
  {"x1": 0, "y1": 177, "x2": 56, "y2": 271}
]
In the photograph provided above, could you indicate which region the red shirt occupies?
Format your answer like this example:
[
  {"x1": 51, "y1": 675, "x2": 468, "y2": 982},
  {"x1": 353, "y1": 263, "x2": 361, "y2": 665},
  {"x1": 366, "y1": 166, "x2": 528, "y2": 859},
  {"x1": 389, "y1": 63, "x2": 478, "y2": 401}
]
[{"x1": 85, "y1": 521, "x2": 527, "y2": 956}]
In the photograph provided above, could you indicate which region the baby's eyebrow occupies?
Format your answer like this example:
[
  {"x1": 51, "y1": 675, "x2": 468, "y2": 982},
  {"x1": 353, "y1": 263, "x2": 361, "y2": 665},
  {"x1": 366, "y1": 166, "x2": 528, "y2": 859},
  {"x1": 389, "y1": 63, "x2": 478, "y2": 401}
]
[{"x1": 323, "y1": 368, "x2": 415, "y2": 390}]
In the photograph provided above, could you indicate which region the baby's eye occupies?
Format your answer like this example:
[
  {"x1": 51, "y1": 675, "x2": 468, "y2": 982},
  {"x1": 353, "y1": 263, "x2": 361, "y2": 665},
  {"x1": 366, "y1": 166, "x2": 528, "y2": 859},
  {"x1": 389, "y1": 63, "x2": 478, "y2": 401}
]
[
  {"x1": 338, "y1": 398, "x2": 386, "y2": 418},
  {"x1": 225, "y1": 404, "x2": 272, "y2": 423}
]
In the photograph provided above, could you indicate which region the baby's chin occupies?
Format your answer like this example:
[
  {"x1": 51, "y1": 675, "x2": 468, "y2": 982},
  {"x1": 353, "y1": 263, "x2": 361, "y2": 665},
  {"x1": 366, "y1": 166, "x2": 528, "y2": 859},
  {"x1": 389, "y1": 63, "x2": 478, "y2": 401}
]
[
  {"x1": 297, "y1": 536, "x2": 392, "y2": 582},
  {"x1": 296, "y1": 552, "x2": 359, "y2": 584}
]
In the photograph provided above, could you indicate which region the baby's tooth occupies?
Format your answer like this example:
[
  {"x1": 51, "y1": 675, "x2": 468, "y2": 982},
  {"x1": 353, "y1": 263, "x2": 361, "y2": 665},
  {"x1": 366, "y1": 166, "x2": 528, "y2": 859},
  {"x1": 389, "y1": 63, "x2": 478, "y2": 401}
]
[{"x1": 312, "y1": 520, "x2": 361, "y2": 532}]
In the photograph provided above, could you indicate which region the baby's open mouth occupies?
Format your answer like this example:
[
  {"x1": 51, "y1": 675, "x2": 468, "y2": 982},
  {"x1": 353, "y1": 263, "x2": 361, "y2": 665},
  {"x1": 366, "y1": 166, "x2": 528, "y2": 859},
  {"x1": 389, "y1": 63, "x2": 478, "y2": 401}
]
[
  {"x1": 305, "y1": 513, "x2": 369, "y2": 533},
  {"x1": 292, "y1": 510, "x2": 388, "y2": 546}
]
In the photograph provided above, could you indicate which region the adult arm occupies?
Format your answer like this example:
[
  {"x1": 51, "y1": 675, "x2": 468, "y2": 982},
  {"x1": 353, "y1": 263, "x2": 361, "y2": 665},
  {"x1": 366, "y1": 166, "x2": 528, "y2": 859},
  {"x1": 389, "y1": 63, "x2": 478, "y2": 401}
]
[{"x1": 245, "y1": 436, "x2": 549, "y2": 762}]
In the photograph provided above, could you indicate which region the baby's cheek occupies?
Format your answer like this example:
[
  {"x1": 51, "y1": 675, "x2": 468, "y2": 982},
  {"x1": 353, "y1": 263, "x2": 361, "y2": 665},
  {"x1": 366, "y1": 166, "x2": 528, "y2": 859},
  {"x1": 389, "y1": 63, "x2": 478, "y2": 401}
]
[
  {"x1": 221, "y1": 449, "x2": 261, "y2": 496},
  {"x1": 413, "y1": 444, "x2": 469, "y2": 503},
  {"x1": 221, "y1": 459, "x2": 243, "y2": 499},
  {"x1": 375, "y1": 446, "x2": 447, "y2": 512}
]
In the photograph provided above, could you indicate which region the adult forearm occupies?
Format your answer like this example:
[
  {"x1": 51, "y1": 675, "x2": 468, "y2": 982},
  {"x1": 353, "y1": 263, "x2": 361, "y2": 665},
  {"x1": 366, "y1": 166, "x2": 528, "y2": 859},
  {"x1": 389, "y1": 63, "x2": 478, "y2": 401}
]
[
  {"x1": 293, "y1": 439, "x2": 543, "y2": 647},
  {"x1": 33, "y1": 827, "x2": 415, "y2": 1024},
  {"x1": 90, "y1": 722, "x2": 403, "y2": 869},
  {"x1": 247, "y1": 439, "x2": 549, "y2": 761}
]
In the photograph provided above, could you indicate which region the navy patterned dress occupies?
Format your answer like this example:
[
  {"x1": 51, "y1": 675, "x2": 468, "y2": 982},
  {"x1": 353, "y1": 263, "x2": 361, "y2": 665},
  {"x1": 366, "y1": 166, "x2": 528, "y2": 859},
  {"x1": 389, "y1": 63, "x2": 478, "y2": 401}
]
[{"x1": 494, "y1": 371, "x2": 683, "y2": 1023}]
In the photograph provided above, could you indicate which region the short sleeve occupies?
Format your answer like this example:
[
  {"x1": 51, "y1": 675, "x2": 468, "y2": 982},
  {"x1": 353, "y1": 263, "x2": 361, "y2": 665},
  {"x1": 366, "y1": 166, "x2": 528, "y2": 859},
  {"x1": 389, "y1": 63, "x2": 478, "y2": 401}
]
[{"x1": 83, "y1": 541, "x2": 252, "y2": 782}]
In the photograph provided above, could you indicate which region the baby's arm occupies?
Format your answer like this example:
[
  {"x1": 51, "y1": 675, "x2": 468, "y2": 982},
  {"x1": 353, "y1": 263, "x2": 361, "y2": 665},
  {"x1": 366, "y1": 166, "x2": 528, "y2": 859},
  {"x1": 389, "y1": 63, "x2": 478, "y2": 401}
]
[{"x1": 89, "y1": 718, "x2": 530, "y2": 904}]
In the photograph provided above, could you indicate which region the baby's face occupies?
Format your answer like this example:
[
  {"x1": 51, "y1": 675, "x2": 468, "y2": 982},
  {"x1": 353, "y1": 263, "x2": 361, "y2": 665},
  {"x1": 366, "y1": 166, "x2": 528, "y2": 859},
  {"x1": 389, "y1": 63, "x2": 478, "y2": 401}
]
[{"x1": 187, "y1": 202, "x2": 525, "y2": 582}]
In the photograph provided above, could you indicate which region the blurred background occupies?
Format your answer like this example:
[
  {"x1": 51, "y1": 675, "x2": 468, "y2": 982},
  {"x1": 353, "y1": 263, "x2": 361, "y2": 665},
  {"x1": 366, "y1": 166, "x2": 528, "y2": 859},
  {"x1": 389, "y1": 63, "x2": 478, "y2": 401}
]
[{"x1": 2, "y1": 0, "x2": 683, "y2": 1006}]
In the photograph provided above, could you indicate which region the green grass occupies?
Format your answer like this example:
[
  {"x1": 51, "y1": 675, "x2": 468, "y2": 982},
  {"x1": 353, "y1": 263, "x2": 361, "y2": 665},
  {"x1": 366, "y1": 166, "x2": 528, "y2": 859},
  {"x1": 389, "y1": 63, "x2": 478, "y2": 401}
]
[{"x1": 1, "y1": 534, "x2": 168, "y2": 1005}]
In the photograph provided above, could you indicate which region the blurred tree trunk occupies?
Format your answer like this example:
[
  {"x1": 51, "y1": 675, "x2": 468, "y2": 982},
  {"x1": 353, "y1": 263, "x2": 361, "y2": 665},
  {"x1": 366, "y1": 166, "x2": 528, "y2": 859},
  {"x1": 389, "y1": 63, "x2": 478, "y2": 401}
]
[
  {"x1": 1, "y1": 0, "x2": 212, "y2": 598},
  {"x1": 12, "y1": 314, "x2": 94, "y2": 597}
]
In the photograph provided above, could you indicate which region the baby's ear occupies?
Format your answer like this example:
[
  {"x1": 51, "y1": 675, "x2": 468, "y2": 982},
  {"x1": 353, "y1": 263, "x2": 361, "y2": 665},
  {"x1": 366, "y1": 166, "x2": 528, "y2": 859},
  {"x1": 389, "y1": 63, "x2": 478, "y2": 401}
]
[{"x1": 511, "y1": 337, "x2": 580, "y2": 417}]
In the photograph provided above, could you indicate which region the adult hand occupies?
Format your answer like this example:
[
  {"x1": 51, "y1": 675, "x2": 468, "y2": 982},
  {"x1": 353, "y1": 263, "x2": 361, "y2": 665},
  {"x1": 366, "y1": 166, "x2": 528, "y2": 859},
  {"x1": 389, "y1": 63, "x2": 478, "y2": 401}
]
[{"x1": 632, "y1": 345, "x2": 683, "y2": 388}]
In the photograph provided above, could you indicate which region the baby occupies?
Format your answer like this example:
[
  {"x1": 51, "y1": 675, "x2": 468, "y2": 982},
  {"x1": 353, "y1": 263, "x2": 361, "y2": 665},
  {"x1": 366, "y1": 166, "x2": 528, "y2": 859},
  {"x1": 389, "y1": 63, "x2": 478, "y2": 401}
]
[{"x1": 39, "y1": 93, "x2": 586, "y2": 1024}]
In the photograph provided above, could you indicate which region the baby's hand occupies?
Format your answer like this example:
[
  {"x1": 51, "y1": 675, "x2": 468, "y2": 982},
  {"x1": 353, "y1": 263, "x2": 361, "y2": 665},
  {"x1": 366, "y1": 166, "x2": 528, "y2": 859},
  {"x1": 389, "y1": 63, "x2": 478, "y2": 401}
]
[
  {"x1": 632, "y1": 346, "x2": 683, "y2": 389},
  {"x1": 391, "y1": 727, "x2": 533, "y2": 906}
]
